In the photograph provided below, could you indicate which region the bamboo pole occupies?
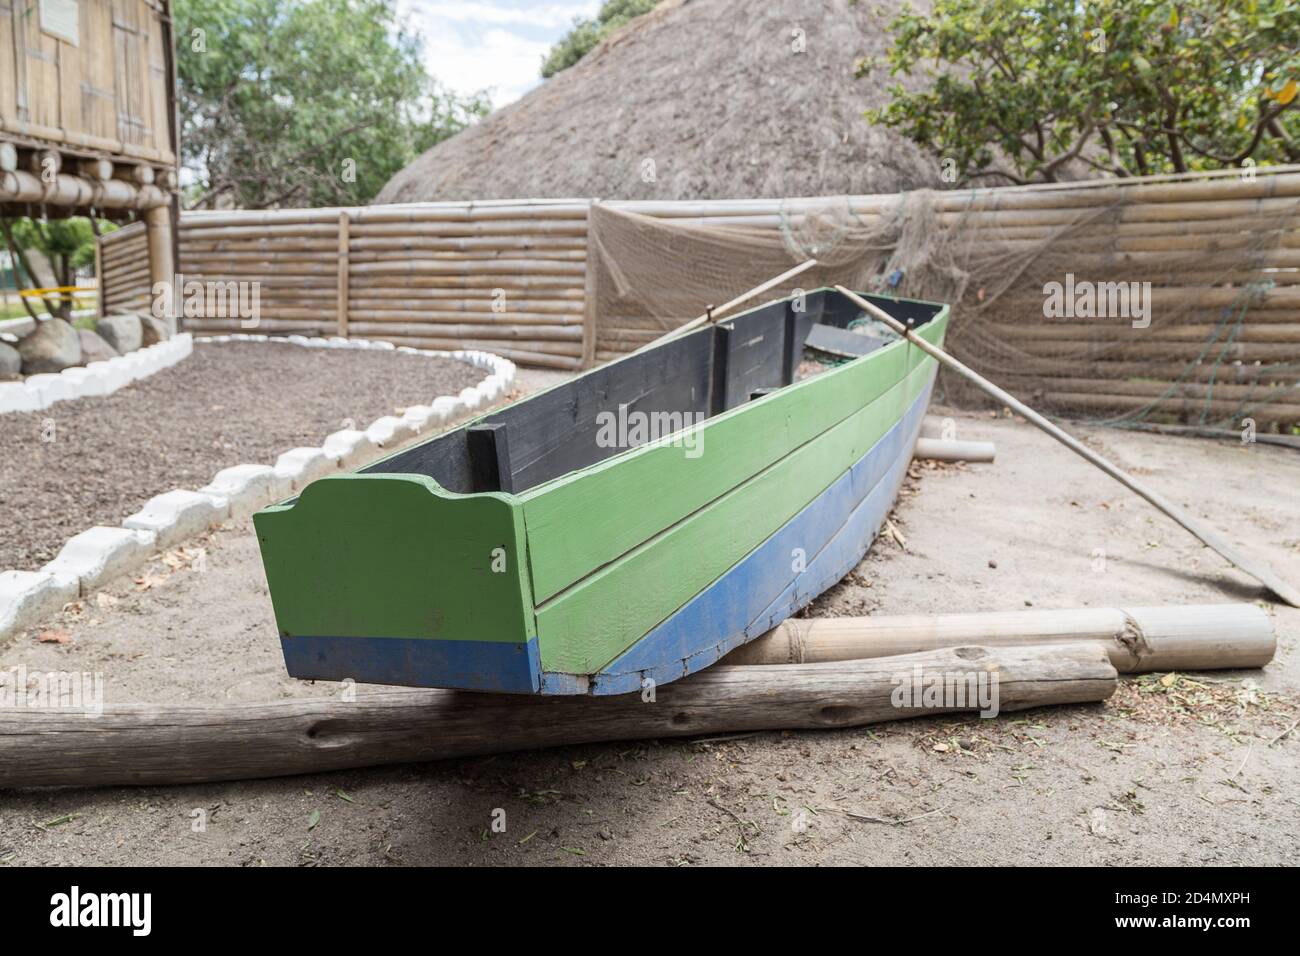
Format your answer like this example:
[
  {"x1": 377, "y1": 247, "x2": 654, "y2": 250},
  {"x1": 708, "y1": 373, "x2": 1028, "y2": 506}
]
[
  {"x1": 0, "y1": 644, "x2": 1115, "y2": 789},
  {"x1": 913, "y1": 438, "x2": 996, "y2": 462},
  {"x1": 836, "y1": 285, "x2": 1300, "y2": 607},
  {"x1": 336, "y1": 211, "x2": 350, "y2": 338},
  {"x1": 725, "y1": 604, "x2": 1275, "y2": 673},
  {"x1": 144, "y1": 205, "x2": 175, "y2": 335}
]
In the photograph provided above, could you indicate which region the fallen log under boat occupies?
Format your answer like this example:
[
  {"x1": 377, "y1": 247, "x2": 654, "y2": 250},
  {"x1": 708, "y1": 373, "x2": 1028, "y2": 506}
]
[{"x1": 0, "y1": 644, "x2": 1114, "y2": 789}]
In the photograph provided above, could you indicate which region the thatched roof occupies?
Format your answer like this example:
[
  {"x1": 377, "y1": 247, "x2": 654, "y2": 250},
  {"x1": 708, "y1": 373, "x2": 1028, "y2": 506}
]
[{"x1": 377, "y1": 0, "x2": 937, "y2": 203}]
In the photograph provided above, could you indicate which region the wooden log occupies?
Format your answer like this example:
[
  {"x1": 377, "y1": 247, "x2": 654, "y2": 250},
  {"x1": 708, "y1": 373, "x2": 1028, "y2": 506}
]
[
  {"x1": 1014, "y1": 376, "x2": 1300, "y2": 404},
  {"x1": 725, "y1": 605, "x2": 1275, "y2": 674},
  {"x1": 1031, "y1": 391, "x2": 1300, "y2": 423},
  {"x1": 0, "y1": 644, "x2": 1115, "y2": 788},
  {"x1": 345, "y1": 310, "x2": 583, "y2": 325},
  {"x1": 349, "y1": 258, "x2": 586, "y2": 276},
  {"x1": 336, "y1": 211, "x2": 349, "y2": 338},
  {"x1": 145, "y1": 205, "x2": 175, "y2": 335},
  {"x1": 78, "y1": 158, "x2": 113, "y2": 181},
  {"x1": 914, "y1": 437, "x2": 996, "y2": 462}
]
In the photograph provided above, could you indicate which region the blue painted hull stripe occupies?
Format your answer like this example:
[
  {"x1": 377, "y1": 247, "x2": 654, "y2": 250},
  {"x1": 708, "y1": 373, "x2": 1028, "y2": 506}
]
[
  {"x1": 573, "y1": 377, "x2": 934, "y2": 696},
  {"x1": 281, "y1": 634, "x2": 542, "y2": 694}
]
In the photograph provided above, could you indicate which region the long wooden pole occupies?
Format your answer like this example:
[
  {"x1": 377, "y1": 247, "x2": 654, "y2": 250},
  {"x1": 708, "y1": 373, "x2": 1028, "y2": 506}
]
[
  {"x1": 834, "y1": 285, "x2": 1300, "y2": 608},
  {"x1": 725, "y1": 604, "x2": 1275, "y2": 673},
  {"x1": 638, "y1": 258, "x2": 819, "y2": 352},
  {"x1": 0, "y1": 644, "x2": 1113, "y2": 788},
  {"x1": 336, "y1": 211, "x2": 350, "y2": 338}
]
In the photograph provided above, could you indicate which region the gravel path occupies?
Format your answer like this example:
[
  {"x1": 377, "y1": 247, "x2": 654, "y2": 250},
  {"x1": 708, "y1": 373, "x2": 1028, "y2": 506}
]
[{"x1": 0, "y1": 342, "x2": 483, "y2": 570}]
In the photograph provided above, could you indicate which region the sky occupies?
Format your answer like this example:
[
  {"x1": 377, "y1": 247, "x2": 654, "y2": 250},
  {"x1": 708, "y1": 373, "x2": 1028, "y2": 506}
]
[{"x1": 397, "y1": 1, "x2": 602, "y2": 110}]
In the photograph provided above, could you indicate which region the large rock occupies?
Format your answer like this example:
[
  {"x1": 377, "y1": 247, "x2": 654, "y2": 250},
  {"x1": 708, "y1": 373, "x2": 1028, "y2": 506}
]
[
  {"x1": 139, "y1": 313, "x2": 170, "y2": 346},
  {"x1": 17, "y1": 318, "x2": 81, "y2": 374},
  {"x1": 78, "y1": 328, "x2": 119, "y2": 364},
  {"x1": 96, "y1": 313, "x2": 143, "y2": 353},
  {"x1": 0, "y1": 341, "x2": 20, "y2": 379}
]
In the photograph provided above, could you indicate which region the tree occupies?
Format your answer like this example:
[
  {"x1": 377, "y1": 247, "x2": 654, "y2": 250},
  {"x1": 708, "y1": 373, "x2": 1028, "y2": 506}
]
[
  {"x1": 541, "y1": 0, "x2": 659, "y2": 78},
  {"x1": 175, "y1": 0, "x2": 489, "y2": 209},
  {"x1": 0, "y1": 218, "x2": 112, "y2": 320},
  {"x1": 858, "y1": 0, "x2": 1300, "y2": 185}
]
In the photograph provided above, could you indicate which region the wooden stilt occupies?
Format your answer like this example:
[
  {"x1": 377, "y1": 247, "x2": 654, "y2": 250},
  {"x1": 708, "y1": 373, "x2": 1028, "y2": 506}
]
[{"x1": 144, "y1": 205, "x2": 175, "y2": 334}]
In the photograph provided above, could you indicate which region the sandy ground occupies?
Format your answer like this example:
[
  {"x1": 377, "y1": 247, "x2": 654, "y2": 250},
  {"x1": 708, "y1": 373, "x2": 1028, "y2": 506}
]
[{"x1": 1, "y1": 380, "x2": 1297, "y2": 866}]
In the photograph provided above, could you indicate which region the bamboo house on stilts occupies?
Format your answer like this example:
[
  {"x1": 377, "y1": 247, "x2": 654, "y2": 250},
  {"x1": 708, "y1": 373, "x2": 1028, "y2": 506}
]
[{"x1": 1, "y1": 0, "x2": 178, "y2": 328}]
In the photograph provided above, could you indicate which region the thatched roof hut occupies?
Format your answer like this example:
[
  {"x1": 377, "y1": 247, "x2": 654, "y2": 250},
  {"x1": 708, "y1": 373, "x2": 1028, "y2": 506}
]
[{"x1": 377, "y1": 0, "x2": 936, "y2": 203}]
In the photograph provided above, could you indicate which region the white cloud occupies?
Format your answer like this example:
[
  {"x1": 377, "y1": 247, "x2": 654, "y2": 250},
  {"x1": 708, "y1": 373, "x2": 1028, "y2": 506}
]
[
  {"x1": 411, "y1": 1, "x2": 597, "y2": 29},
  {"x1": 423, "y1": 27, "x2": 554, "y2": 107},
  {"x1": 399, "y1": 0, "x2": 601, "y2": 108}
]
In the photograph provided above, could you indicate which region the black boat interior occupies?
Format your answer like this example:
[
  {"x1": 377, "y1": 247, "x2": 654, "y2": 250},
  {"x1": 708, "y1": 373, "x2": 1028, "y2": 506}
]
[{"x1": 361, "y1": 288, "x2": 943, "y2": 495}]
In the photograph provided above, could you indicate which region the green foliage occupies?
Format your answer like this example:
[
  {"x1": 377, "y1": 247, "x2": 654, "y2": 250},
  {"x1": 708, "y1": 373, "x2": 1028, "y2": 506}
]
[
  {"x1": 541, "y1": 0, "x2": 659, "y2": 78},
  {"x1": 0, "y1": 217, "x2": 115, "y2": 319},
  {"x1": 175, "y1": 0, "x2": 489, "y2": 209},
  {"x1": 859, "y1": 0, "x2": 1300, "y2": 184}
]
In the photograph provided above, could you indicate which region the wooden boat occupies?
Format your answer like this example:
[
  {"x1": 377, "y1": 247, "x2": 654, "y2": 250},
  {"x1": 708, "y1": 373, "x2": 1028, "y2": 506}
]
[{"x1": 253, "y1": 288, "x2": 949, "y2": 694}]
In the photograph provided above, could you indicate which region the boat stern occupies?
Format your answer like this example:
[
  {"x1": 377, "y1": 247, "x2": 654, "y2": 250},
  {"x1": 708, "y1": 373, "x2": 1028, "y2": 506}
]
[{"x1": 253, "y1": 473, "x2": 540, "y2": 693}]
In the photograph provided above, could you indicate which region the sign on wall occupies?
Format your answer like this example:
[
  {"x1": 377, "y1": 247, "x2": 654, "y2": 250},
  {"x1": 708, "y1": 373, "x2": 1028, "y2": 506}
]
[{"x1": 39, "y1": 0, "x2": 80, "y2": 47}]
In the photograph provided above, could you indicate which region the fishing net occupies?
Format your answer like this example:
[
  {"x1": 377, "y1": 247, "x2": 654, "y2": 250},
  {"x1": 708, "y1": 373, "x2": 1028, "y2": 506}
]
[{"x1": 588, "y1": 177, "x2": 1300, "y2": 430}]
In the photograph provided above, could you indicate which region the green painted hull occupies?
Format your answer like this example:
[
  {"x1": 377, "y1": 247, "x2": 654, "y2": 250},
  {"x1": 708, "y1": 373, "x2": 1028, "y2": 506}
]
[{"x1": 254, "y1": 289, "x2": 949, "y2": 694}]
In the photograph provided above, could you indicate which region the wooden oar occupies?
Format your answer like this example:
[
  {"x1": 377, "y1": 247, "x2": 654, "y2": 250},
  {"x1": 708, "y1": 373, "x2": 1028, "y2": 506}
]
[
  {"x1": 638, "y1": 258, "x2": 819, "y2": 351},
  {"x1": 834, "y1": 285, "x2": 1300, "y2": 608}
]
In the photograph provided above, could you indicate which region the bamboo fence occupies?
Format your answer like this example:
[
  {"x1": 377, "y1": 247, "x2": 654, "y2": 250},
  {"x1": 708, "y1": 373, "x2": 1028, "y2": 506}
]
[{"x1": 96, "y1": 168, "x2": 1300, "y2": 423}]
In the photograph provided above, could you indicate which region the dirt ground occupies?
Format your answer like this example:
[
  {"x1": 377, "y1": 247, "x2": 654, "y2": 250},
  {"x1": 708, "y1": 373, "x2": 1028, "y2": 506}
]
[
  {"x1": 1, "y1": 383, "x2": 1297, "y2": 866},
  {"x1": 0, "y1": 343, "x2": 483, "y2": 570}
]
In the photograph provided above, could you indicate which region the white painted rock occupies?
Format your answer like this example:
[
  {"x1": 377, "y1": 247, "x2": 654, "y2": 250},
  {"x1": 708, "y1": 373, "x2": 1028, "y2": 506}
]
[
  {"x1": 458, "y1": 387, "x2": 483, "y2": 411},
  {"x1": 321, "y1": 429, "x2": 378, "y2": 468},
  {"x1": 43, "y1": 526, "x2": 157, "y2": 595},
  {"x1": 274, "y1": 447, "x2": 336, "y2": 490},
  {"x1": 430, "y1": 396, "x2": 461, "y2": 425},
  {"x1": 365, "y1": 415, "x2": 413, "y2": 448},
  {"x1": 85, "y1": 360, "x2": 128, "y2": 393},
  {"x1": 401, "y1": 405, "x2": 436, "y2": 432},
  {"x1": 60, "y1": 366, "x2": 112, "y2": 397},
  {"x1": 0, "y1": 381, "x2": 45, "y2": 413},
  {"x1": 199, "y1": 464, "x2": 287, "y2": 519},
  {"x1": 23, "y1": 373, "x2": 75, "y2": 407},
  {"x1": 0, "y1": 569, "x2": 79, "y2": 638},
  {"x1": 123, "y1": 489, "x2": 230, "y2": 549}
]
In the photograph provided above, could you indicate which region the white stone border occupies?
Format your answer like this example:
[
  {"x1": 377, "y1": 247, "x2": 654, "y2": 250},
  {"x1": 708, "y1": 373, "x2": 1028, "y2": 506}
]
[
  {"x1": 0, "y1": 333, "x2": 194, "y2": 414},
  {"x1": 0, "y1": 334, "x2": 514, "y2": 640}
]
